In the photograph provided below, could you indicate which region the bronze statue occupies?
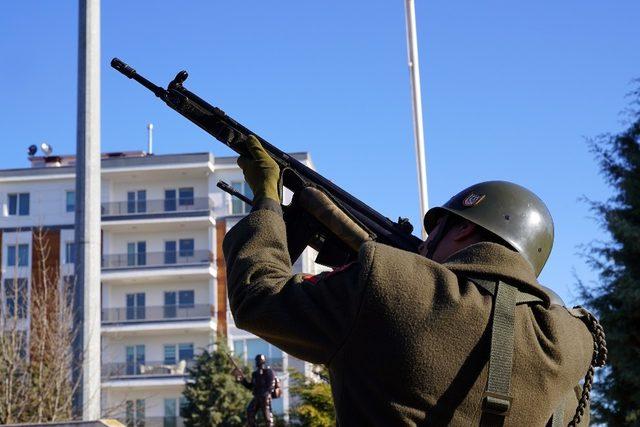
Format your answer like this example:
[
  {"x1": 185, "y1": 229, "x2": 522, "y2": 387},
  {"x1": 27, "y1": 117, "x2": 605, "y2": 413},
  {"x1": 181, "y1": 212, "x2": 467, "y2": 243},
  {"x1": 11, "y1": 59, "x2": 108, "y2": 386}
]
[{"x1": 234, "y1": 354, "x2": 279, "y2": 427}]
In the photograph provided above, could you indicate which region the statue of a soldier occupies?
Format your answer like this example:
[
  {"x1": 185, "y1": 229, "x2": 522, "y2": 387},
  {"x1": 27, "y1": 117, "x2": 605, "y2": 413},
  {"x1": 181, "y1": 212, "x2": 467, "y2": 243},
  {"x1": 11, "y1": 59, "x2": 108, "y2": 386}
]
[{"x1": 235, "y1": 354, "x2": 277, "y2": 427}]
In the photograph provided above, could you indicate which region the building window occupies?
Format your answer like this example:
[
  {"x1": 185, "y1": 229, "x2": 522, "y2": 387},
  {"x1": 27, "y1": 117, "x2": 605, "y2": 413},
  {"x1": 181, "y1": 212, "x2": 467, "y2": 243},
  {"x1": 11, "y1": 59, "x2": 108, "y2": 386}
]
[
  {"x1": 127, "y1": 190, "x2": 147, "y2": 214},
  {"x1": 164, "y1": 241, "x2": 177, "y2": 264},
  {"x1": 179, "y1": 187, "x2": 194, "y2": 206},
  {"x1": 66, "y1": 191, "x2": 75, "y2": 213},
  {"x1": 179, "y1": 343, "x2": 194, "y2": 361},
  {"x1": 8, "y1": 193, "x2": 30, "y2": 216},
  {"x1": 164, "y1": 187, "x2": 195, "y2": 211},
  {"x1": 233, "y1": 338, "x2": 283, "y2": 368},
  {"x1": 127, "y1": 241, "x2": 146, "y2": 266},
  {"x1": 125, "y1": 399, "x2": 145, "y2": 427},
  {"x1": 178, "y1": 239, "x2": 194, "y2": 258},
  {"x1": 7, "y1": 244, "x2": 29, "y2": 267},
  {"x1": 125, "y1": 345, "x2": 145, "y2": 376},
  {"x1": 230, "y1": 182, "x2": 252, "y2": 214},
  {"x1": 164, "y1": 398, "x2": 178, "y2": 427},
  {"x1": 126, "y1": 293, "x2": 145, "y2": 320},
  {"x1": 64, "y1": 242, "x2": 76, "y2": 264},
  {"x1": 14, "y1": 331, "x2": 28, "y2": 358},
  {"x1": 18, "y1": 245, "x2": 29, "y2": 266},
  {"x1": 163, "y1": 343, "x2": 194, "y2": 365},
  {"x1": 164, "y1": 292, "x2": 177, "y2": 318},
  {"x1": 4, "y1": 278, "x2": 28, "y2": 318},
  {"x1": 164, "y1": 342, "x2": 193, "y2": 365},
  {"x1": 164, "y1": 344, "x2": 176, "y2": 364},
  {"x1": 164, "y1": 239, "x2": 195, "y2": 262},
  {"x1": 246, "y1": 339, "x2": 270, "y2": 360},
  {"x1": 164, "y1": 189, "x2": 177, "y2": 212},
  {"x1": 163, "y1": 290, "x2": 195, "y2": 318},
  {"x1": 233, "y1": 340, "x2": 244, "y2": 358},
  {"x1": 178, "y1": 290, "x2": 194, "y2": 308},
  {"x1": 62, "y1": 275, "x2": 75, "y2": 307}
]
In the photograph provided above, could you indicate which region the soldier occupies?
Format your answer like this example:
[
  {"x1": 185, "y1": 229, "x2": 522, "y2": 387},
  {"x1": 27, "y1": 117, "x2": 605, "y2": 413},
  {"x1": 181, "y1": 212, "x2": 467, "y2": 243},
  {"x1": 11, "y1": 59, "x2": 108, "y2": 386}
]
[
  {"x1": 223, "y1": 136, "x2": 606, "y2": 426},
  {"x1": 236, "y1": 354, "x2": 277, "y2": 427}
]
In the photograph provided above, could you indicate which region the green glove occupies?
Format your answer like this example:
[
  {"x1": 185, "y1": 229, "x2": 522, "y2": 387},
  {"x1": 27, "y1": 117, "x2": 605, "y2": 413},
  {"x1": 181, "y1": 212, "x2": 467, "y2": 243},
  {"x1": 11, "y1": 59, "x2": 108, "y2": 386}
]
[{"x1": 237, "y1": 135, "x2": 280, "y2": 203}]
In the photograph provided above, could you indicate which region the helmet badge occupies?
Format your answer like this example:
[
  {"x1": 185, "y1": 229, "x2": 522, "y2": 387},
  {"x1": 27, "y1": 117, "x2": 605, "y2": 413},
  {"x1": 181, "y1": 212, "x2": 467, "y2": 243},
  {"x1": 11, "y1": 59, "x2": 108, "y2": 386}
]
[{"x1": 462, "y1": 193, "x2": 486, "y2": 207}]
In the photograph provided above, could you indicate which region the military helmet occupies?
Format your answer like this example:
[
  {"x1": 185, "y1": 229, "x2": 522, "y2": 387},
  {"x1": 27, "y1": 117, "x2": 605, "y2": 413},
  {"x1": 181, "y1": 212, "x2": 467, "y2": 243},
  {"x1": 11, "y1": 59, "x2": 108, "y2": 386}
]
[
  {"x1": 255, "y1": 354, "x2": 266, "y2": 367},
  {"x1": 423, "y1": 181, "x2": 554, "y2": 276}
]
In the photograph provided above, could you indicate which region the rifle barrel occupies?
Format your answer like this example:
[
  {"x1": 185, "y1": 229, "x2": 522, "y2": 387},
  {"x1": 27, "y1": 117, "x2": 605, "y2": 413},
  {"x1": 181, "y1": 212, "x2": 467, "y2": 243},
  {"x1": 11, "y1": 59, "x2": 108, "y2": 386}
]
[{"x1": 111, "y1": 58, "x2": 167, "y2": 99}]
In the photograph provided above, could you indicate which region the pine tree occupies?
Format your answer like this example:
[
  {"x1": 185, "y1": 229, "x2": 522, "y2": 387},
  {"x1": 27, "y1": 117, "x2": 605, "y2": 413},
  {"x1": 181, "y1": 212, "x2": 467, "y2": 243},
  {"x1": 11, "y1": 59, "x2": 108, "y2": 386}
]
[
  {"x1": 582, "y1": 85, "x2": 640, "y2": 425},
  {"x1": 289, "y1": 366, "x2": 335, "y2": 427},
  {"x1": 181, "y1": 341, "x2": 252, "y2": 426}
]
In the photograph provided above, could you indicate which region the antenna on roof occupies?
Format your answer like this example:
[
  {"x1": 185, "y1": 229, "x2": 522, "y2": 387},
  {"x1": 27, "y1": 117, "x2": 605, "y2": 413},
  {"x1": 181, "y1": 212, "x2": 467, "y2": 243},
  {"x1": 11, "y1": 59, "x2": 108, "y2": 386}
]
[
  {"x1": 147, "y1": 123, "x2": 154, "y2": 155},
  {"x1": 28, "y1": 145, "x2": 38, "y2": 156}
]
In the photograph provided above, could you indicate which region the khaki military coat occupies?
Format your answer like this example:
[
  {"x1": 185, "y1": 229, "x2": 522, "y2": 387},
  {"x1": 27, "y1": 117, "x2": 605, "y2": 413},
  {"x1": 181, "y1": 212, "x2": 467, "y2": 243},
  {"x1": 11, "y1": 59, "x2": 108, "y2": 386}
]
[{"x1": 223, "y1": 206, "x2": 594, "y2": 426}]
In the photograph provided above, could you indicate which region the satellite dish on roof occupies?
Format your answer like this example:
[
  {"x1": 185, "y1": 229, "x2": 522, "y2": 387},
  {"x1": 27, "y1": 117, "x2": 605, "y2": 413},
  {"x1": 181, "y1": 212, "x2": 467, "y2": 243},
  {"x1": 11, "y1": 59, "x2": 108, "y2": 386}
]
[
  {"x1": 41, "y1": 142, "x2": 53, "y2": 156},
  {"x1": 28, "y1": 145, "x2": 37, "y2": 156}
]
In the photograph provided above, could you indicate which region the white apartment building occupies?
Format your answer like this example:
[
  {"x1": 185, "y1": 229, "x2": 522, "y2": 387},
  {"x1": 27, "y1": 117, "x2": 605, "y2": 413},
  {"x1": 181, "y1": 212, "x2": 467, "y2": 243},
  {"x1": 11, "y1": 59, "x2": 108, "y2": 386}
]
[{"x1": 0, "y1": 150, "x2": 322, "y2": 426}]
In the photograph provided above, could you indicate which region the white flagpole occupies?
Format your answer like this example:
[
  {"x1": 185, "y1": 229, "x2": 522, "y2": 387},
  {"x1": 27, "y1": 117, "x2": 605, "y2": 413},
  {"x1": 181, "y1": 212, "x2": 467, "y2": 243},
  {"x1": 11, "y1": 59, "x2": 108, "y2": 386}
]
[
  {"x1": 74, "y1": 0, "x2": 101, "y2": 419},
  {"x1": 404, "y1": 0, "x2": 429, "y2": 238}
]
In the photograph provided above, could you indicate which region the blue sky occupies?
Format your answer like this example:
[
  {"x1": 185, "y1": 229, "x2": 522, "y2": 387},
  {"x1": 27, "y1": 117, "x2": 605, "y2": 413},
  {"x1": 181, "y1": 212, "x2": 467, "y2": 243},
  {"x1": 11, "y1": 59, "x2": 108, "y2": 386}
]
[{"x1": 1, "y1": 1, "x2": 639, "y2": 303}]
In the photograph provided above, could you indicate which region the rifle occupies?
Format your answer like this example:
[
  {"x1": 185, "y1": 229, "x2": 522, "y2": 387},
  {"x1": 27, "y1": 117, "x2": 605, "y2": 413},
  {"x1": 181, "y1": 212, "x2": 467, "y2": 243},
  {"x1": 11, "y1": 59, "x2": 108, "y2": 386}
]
[
  {"x1": 111, "y1": 58, "x2": 422, "y2": 267},
  {"x1": 226, "y1": 352, "x2": 245, "y2": 380}
]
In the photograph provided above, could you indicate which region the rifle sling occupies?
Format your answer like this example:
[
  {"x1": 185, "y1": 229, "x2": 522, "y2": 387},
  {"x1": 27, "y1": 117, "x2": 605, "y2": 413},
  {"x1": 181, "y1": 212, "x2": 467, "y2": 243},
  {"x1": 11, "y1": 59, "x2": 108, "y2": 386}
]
[
  {"x1": 477, "y1": 280, "x2": 518, "y2": 427},
  {"x1": 472, "y1": 278, "x2": 570, "y2": 426},
  {"x1": 470, "y1": 279, "x2": 543, "y2": 305}
]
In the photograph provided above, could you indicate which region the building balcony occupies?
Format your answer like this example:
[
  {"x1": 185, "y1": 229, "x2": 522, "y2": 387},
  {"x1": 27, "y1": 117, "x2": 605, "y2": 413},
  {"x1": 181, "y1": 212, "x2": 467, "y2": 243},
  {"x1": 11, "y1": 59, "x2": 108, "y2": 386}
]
[
  {"x1": 101, "y1": 198, "x2": 215, "y2": 232},
  {"x1": 102, "y1": 360, "x2": 195, "y2": 380},
  {"x1": 102, "y1": 250, "x2": 212, "y2": 270},
  {"x1": 102, "y1": 304, "x2": 212, "y2": 325},
  {"x1": 101, "y1": 250, "x2": 214, "y2": 284},
  {"x1": 102, "y1": 198, "x2": 213, "y2": 218}
]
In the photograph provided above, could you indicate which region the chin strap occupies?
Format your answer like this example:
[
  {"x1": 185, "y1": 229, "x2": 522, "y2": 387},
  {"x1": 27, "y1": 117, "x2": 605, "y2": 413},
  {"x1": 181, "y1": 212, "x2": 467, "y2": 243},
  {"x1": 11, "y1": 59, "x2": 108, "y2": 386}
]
[{"x1": 424, "y1": 215, "x2": 451, "y2": 260}]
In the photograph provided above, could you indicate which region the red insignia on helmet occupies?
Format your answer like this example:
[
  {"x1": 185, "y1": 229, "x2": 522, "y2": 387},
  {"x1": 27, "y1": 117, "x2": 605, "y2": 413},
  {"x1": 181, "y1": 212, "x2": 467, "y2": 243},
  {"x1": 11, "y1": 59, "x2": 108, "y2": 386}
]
[{"x1": 462, "y1": 193, "x2": 486, "y2": 207}]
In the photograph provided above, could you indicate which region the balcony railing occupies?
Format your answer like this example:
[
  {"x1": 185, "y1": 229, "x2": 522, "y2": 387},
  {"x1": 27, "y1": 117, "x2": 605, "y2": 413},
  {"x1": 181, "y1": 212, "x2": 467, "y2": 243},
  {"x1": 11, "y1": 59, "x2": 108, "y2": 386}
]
[
  {"x1": 116, "y1": 417, "x2": 185, "y2": 427},
  {"x1": 102, "y1": 304, "x2": 212, "y2": 324},
  {"x1": 102, "y1": 197, "x2": 213, "y2": 217},
  {"x1": 101, "y1": 250, "x2": 212, "y2": 269},
  {"x1": 102, "y1": 360, "x2": 195, "y2": 379}
]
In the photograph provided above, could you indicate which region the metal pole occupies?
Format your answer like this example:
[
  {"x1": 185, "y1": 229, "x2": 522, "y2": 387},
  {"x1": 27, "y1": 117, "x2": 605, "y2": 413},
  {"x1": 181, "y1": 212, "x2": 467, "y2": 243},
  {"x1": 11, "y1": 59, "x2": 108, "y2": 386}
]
[
  {"x1": 147, "y1": 123, "x2": 154, "y2": 154},
  {"x1": 404, "y1": 0, "x2": 429, "y2": 238},
  {"x1": 73, "y1": 0, "x2": 101, "y2": 420}
]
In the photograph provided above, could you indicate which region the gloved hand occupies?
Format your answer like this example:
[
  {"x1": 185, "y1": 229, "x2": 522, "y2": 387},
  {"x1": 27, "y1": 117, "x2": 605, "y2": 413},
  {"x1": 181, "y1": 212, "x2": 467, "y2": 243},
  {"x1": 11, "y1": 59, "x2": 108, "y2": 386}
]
[{"x1": 237, "y1": 135, "x2": 280, "y2": 203}]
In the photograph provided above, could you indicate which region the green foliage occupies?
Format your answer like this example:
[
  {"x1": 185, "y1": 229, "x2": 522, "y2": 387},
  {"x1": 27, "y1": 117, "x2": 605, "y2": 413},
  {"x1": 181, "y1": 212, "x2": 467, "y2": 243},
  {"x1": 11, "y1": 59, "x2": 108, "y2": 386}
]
[
  {"x1": 181, "y1": 340, "x2": 252, "y2": 427},
  {"x1": 582, "y1": 84, "x2": 640, "y2": 425},
  {"x1": 289, "y1": 366, "x2": 335, "y2": 427}
]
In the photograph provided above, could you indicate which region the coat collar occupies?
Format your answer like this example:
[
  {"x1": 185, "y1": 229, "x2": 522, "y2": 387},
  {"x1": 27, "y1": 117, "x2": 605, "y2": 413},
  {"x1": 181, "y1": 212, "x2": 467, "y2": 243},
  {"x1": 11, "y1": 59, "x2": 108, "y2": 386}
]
[{"x1": 442, "y1": 242, "x2": 550, "y2": 304}]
